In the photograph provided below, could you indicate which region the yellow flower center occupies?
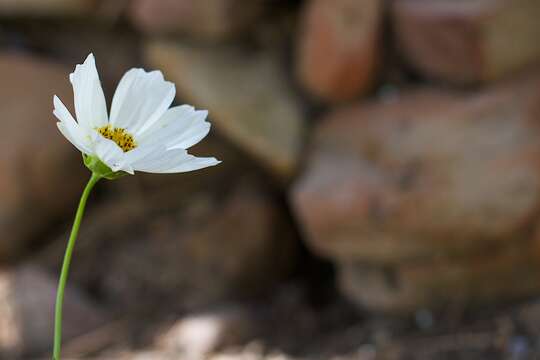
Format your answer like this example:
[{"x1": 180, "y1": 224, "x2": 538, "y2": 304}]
[{"x1": 97, "y1": 125, "x2": 137, "y2": 152}]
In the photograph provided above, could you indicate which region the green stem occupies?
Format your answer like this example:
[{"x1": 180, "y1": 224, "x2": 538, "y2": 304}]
[{"x1": 53, "y1": 173, "x2": 100, "y2": 360}]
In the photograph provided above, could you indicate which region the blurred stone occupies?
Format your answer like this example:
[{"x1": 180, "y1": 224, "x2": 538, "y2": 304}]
[
  {"x1": 145, "y1": 41, "x2": 305, "y2": 181},
  {"x1": 0, "y1": 53, "x2": 87, "y2": 261},
  {"x1": 129, "y1": 0, "x2": 265, "y2": 40},
  {"x1": 156, "y1": 306, "x2": 257, "y2": 357},
  {"x1": 292, "y1": 74, "x2": 540, "y2": 264},
  {"x1": 393, "y1": 0, "x2": 540, "y2": 84},
  {"x1": 98, "y1": 348, "x2": 286, "y2": 360},
  {"x1": 39, "y1": 179, "x2": 296, "y2": 312},
  {"x1": 340, "y1": 234, "x2": 540, "y2": 313},
  {"x1": 292, "y1": 72, "x2": 540, "y2": 311},
  {"x1": 0, "y1": 0, "x2": 94, "y2": 16},
  {"x1": 297, "y1": 0, "x2": 382, "y2": 102},
  {"x1": 0, "y1": 265, "x2": 105, "y2": 357},
  {"x1": 99, "y1": 351, "x2": 177, "y2": 360}
]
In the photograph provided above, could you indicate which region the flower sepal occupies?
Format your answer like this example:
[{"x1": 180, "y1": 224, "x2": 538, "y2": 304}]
[{"x1": 83, "y1": 154, "x2": 127, "y2": 180}]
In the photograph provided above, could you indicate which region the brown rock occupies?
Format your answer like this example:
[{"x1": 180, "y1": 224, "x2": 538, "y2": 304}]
[
  {"x1": 129, "y1": 0, "x2": 265, "y2": 40},
  {"x1": 292, "y1": 71, "x2": 540, "y2": 311},
  {"x1": 393, "y1": 0, "x2": 540, "y2": 84},
  {"x1": 145, "y1": 41, "x2": 305, "y2": 181},
  {"x1": 0, "y1": 265, "x2": 106, "y2": 357},
  {"x1": 38, "y1": 179, "x2": 296, "y2": 312},
  {"x1": 340, "y1": 234, "x2": 540, "y2": 313},
  {"x1": 0, "y1": 53, "x2": 87, "y2": 261},
  {"x1": 292, "y1": 75, "x2": 540, "y2": 265},
  {"x1": 0, "y1": 0, "x2": 94, "y2": 16},
  {"x1": 297, "y1": 0, "x2": 382, "y2": 102}
]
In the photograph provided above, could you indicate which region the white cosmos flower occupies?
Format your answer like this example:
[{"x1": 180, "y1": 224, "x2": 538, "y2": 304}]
[{"x1": 53, "y1": 53, "x2": 220, "y2": 176}]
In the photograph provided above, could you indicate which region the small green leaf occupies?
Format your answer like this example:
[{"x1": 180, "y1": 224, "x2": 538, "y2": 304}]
[{"x1": 83, "y1": 154, "x2": 128, "y2": 180}]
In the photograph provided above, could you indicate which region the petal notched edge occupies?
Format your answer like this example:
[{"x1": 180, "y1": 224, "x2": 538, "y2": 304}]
[
  {"x1": 132, "y1": 146, "x2": 220, "y2": 174},
  {"x1": 69, "y1": 53, "x2": 108, "y2": 129},
  {"x1": 138, "y1": 106, "x2": 212, "y2": 150}
]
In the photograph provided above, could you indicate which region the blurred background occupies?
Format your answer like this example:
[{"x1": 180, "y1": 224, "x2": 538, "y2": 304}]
[{"x1": 1, "y1": 0, "x2": 540, "y2": 359}]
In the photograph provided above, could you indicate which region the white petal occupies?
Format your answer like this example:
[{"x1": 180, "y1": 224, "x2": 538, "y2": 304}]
[
  {"x1": 122, "y1": 141, "x2": 162, "y2": 165},
  {"x1": 69, "y1": 53, "x2": 108, "y2": 129},
  {"x1": 109, "y1": 68, "x2": 175, "y2": 135},
  {"x1": 57, "y1": 122, "x2": 91, "y2": 154},
  {"x1": 164, "y1": 156, "x2": 221, "y2": 173},
  {"x1": 138, "y1": 106, "x2": 211, "y2": 150},
  {"x1": 169, "y1": 120, "x2": 211, "y2": 149},
  {"x1": 128, "y1": 145, "x2": 178, "y2": 171},
  {"x1": 93, "y1": 136, "x2": 132, "y2": 173},
  {"x1": 132, "y1": 147, "x2": 220, "y2": 174},
  {"x1": 53, "y1": 95, "x2": 93, "y2": 154}
]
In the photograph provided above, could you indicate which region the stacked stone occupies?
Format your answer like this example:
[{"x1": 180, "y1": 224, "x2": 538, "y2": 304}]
[{"x1": 291, "y1": 0, "x2": 540, "y2": 312}]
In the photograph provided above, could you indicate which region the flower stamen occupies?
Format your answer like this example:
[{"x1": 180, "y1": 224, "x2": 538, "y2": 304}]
[{"x1": 97, "y1": 125, "x2": 137, "y2": 152}]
